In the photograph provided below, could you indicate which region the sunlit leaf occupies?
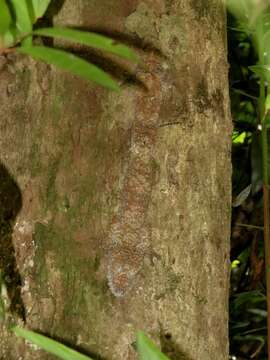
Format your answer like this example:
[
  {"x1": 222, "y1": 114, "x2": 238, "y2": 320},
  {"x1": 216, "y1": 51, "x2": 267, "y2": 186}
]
[
  {"x1": 13, "y1": 326, "x2": 93, "y2": 360},
  {"x1": 31, "y1": 0, "x2": 51, "y2": 21},
  {"x1": 249, "y1": 64, "x2": 270, "y2": 81},
  {"x1": 17, "y1": 46, "x2": 120, "y2": 90},
  {"x1": 136, "y1": 332, "x2": 171, "y2": 360},
  {"x1": 253, "y1": 12, "x2": 270, "y2": 62},
  {"x1": 33, "y1": 27, "x2": 139, "y2": 62},
  {"x1": 0, "y1": 0, "x2": 11, "y2": 37},
  {"x1": 231, "y1": 259, "x2": 241, "y2": 268},
  {"x1": 3, "y1": 27, "x2": 17, "y2": 47},
  {"x1": 265, "y1": 93, "x2": 270, "y2": 113},
  {"x1": 226, "y1": 0, "x2": 251, "y2": 26},
  {"x1": 9, "y1": 0, "x2": 32, "y2": 35},
  {"x1": 232, "y1": 131, "x2": 247, "y2": 144}
]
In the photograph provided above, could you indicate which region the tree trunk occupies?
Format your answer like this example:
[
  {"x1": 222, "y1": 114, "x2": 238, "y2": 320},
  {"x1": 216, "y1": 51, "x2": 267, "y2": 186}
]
[{"x1": 0, "y1": 1, "x2": 231, "y2": 359}]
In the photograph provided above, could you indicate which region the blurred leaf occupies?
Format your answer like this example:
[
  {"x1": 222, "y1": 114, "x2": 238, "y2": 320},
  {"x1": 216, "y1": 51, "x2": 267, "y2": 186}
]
[
  {"x1": 17, "y1": 46, "x2": 120, "y2": 90},
  {"x1": 249, "y1": 64, "x2": 270, "y2": 81},
  {"x1": 232, "y1": 131, "x2": 247, "y2": 144},
  {"x1": 232, "y1": 291, "x2": 266, "y2": 310},
  {"x1": 265, "y1": 93, "x2": 270, "y2": 113},
  {"x1": 31, "y1": 0, "x2": 51, "y2": 21},
  {"x1": 3, "y1": 27, "x2": 17, "y2": 47},
  {"x1": 226, "y1": 0, "x2": 251, "y2": 27},
  {"x1": 0, "y1": 0, "x2": 11, "y2": 37},
  {"x1": 251, "y1": 132, "x2": 263, "y2": 194},
  {"x1": 33, "y1": 27, "x2": 139, "y2": 62},
  {"x1": 136, "y1": 331, "x2": 171, "y2": 360},
  {"x1": 9, "y1": 0, "x2": 32, "y2": 35},
  {"x1": 230, "y1": 321, "x2": 250, "y2": 330},
  {"x1": 237, "y1": 247, "x2": 251, "y2": 264},
  {"x1": 13, "y1": 326, "x2": 93, "y2": 360},
  {"x1": 254, "y1": 12, "x2": 270, "y2": 62},
  {"x1": 232, "y1": 184, "x2": 252, "y2": 207},
  {"x1": 231, "y1": 260, "x2": 241, "y2": 268},
  {"x1": 247, "y1": 308, "x2": 267, "y2": 317},
  {"x1": 233, "y1": 334, "x2": 265, "y2": 344}
]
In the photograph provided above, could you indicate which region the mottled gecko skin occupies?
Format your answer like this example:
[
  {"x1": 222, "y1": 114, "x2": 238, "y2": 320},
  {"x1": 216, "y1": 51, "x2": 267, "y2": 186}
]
[{"x1": 107, "y1": 69, "x2": 162, "y2": 297}]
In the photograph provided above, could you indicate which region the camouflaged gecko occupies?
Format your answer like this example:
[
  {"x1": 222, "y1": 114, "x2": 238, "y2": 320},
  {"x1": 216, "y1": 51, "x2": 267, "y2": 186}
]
[{"x1": 107, "y1": 68, "x2": 162, "y2": 297}]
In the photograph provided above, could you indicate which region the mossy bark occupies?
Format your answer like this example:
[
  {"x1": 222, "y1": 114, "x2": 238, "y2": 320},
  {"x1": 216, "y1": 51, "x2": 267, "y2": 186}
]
[{"x1": 0, "y1": 1, "x2": 231, "y2": 359}]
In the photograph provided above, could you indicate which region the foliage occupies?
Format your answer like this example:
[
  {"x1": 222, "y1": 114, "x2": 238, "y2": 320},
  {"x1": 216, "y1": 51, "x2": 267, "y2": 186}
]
[
  {"x1": 227, "y1": 0, "x2": 270, "y2": 358},
  {"x1": 0, "y1": 0, "x2": 138, "y2": 90},
  {"x1": 12, "y1": 326, "x2": 94, "y2": 360},
  {"x1": 12, "y1": 327, "x2": 171, "y2": 360}
]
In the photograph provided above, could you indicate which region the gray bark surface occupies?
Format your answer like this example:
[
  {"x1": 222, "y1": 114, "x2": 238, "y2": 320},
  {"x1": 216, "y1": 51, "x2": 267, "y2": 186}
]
[{"x1": 0, "y1": 1, "x2": 231, "y2": 359}]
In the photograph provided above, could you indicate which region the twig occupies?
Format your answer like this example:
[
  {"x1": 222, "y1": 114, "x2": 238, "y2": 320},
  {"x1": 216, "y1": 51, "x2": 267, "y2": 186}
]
[{"x1": 235, "y1": 223, "x2": 264, "y2": 230}]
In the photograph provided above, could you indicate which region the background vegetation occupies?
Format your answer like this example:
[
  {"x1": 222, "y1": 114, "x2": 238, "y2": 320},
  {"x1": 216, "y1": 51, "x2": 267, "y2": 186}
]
[{"x1": 229, "y1": 9, "x2": 268, "y2": 360}]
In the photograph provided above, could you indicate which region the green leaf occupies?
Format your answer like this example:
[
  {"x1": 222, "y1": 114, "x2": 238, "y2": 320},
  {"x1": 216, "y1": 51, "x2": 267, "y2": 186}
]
[
  {"x1": 12, "y1": 326, "x2": 94, "y2": 360},
  {"x1": 226, "y1": 0, "x2": 253, "y2": 30},
  {"x1": 265, "y1": 94, "x2": 270, "y2": 113},
  {"x1": 249, "y1": 64, "x2": 270, "y2": 82},
  {"x1": 0, "y1": 0, "x2": 11, "y2": 37},
  {"x1": 9, "y1": 0, "x2": 32, "y2": 35},
  {"x1": 31, "y1": 0, "x2": 51, "y2": 21},
  {"x1": 3, "y1": 28, "x2": 16, "y2": 47},
  {"x1": 33, "y1": 27, "x2": 139, "y2": 62},
  {"x1": 251, "y1": 132, "x2": 263, "y2": 194},
  {"x1": 17, "y1": 46, "x2": 120, "y2": 90},
  {"x1": 136, "y1": 332, "x2": 171, "y2": 360}
]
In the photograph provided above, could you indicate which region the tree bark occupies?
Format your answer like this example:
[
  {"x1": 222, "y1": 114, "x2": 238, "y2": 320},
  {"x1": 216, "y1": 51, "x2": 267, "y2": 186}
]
[{"x1": 0, "y1": 0, "x2": 231, "y2": 359}]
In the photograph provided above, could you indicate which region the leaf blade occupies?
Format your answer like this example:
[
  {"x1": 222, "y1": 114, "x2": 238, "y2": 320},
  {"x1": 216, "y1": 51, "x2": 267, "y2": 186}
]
[
  {"x1": 17, "y1": 45, "x2": 120, "y2": 90},
  {"x1": 9, "y1": 0, "x2": 32, "y2": 35},
  {"x1": 249, "y1": 64, "x2": 270, "y2": 82},
  {"x1": 0, "y1": 0, "x2": 11, "y2": 37},
  {"x1": 12, "y1": 326, "x2": 94, "y2": 360},
  {"x1": 31, "y1": 0, "x2": 51, "y2": 21},
  {"x1": 136, "y1": 331, "x2": 171, "y2": 360},
  {"x1": 33, "y1": 27, "x2": 138, "y2": 61}
]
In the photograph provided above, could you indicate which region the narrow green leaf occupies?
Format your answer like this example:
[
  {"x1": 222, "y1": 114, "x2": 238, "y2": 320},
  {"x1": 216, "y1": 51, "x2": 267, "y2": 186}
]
[
  {"x1": 3, "y1": 26, "x2": 17, "y2": 47},
  {"x1": 8, "y1": 0, "x2": 32, "y2": 44},
  {"x1": 251, "y1": 132, "x2": 263, "y2": 194},
  {"x1": 226, "y1": 0, "x2": 251, "y2": 26},
  {"x1": 0, "y1": 0, "x2": 11, "y2": 37},
  {"x1": 31, "y1": 0, "x2": 51, "y2": 21},
  {"x1": 17, "y1": 46, "x2": 120, "y2": 90},
  {"x1": 33, "y1": 27, "x2": 139, "y2": 62},
  {"x1": 136, "y1": 332, "x2": 171, "y2": 360},
  {"x1": 249, "y1": 64, "x2": 270, "y2": 82},
  {"x1": 265, "y1": 94, "x2": 270, "y2": 113},
  {"x1": 13, "y1": 326, "x2": 94, "y2": 360}
]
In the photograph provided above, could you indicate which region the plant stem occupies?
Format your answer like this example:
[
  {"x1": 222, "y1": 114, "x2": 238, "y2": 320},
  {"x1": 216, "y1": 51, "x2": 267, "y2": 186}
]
[
  {"x1": 235, "y1": 223, "x2": 264, "y2": 230},
  {"x1": 260, "y1": 78, "x2": 270, "y2": 360}
]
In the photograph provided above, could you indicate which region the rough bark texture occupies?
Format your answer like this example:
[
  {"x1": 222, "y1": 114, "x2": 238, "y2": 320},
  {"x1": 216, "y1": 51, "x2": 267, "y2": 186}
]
[{"x1": 0, "y1": 0, "x2": 231, "y2": 359}]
